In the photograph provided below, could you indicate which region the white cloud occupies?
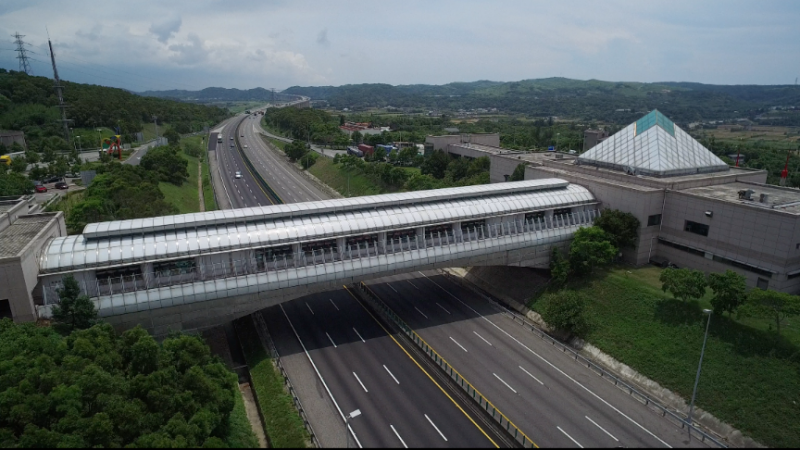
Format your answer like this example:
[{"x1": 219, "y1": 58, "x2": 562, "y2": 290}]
[
  {"x1": 149, "y1": 16, "x2": 182, "y2": 43},
  {"x1": 316, "y1": 28, "x2": 329, "y2": 46}
]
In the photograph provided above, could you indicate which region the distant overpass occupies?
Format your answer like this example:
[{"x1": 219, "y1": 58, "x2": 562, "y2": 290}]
[{"x1": 36, "y1": 179, "x2": 597, "y2": 333}]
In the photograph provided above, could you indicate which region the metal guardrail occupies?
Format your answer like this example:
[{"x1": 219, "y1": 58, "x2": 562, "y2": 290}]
[
  {"x1": 355, "y1": 281, "x2": 538, "y2": 448},
  {"x1": 439, "y1": 271, "x2": 730, "y2": 448},
  {"x1": 252, "y1": 311, "x2": 319, "y2": 448},
  {"x1": 233, "y1": 116, "x2": 283, "y2": 204}
]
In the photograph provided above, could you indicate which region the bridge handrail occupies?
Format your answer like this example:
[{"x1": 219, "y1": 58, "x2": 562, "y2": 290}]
[
  {"x1": 42, "y1": 210, "x2": 598, "y2": 305},
  {"x1": 353, "y1": 281, "x2": 538, "y2": 448},
  {"x1": 439, "y1": 271, "x2": 730, "y2": 448}
]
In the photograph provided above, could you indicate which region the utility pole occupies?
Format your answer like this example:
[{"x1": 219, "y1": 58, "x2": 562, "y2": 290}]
[
  {"x1": 48, "y1": 37, "x2": 72, "y2": 141},
  {"x1": 152, "y1": 115, "x2": 159, "y2": 142},
  {"x1": 13, "y1": 32, "x2": 32, "y2": 75}
]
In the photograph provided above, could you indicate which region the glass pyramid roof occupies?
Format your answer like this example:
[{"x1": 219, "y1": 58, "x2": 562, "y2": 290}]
[{"x1": 577, "y1": 110, "x2": 729, "y2": 177}]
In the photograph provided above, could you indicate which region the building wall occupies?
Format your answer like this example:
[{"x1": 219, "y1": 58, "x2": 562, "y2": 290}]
[
  {"x1": 425, "y1": 134, "x2": 500, "y2": 152},
  {"x1": 490, "y1": 154, "x2": 527, "y2": 183}
]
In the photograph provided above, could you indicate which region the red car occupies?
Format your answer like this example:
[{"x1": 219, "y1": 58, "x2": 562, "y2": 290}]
[{"x1": 35, "y1": 185, "x2": 47, "y2": 193}]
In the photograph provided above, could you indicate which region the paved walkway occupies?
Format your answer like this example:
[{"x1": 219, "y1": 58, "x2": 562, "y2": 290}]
[{"x1": 197, "y1": 162, "x2": 205, "y2": 212}]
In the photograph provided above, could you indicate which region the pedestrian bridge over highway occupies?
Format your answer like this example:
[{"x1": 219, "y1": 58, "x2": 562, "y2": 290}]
[{"x1": 37, "y1": 179, "x2": 598, "y2": 332}]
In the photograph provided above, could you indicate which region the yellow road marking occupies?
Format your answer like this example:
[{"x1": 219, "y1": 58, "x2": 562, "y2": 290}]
[{"x1": 343, "y1": 285, "x2": 500, "y2": 448}]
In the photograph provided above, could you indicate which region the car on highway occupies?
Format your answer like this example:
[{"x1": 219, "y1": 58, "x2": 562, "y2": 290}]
[
  {"x1": 54, "y1": 181, "x2": 68, "y2": 190},
  {"x1": 243, "y1": 144, "x2": 248, "y2": 148},
  {"x1": 35, "y1": 185, "x2": 47, "y2": 193},
  {"x1": 230, "y1": 136, "x2": 233, "y2": 140},
  {"x1": 234, "y1": 171, "x2": 242, "y2": 179},
  {"x1": 240, "y1": 134, "x2": 244, "y2": 137}
]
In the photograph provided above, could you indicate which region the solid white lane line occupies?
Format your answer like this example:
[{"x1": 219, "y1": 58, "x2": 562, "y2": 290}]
[
  {"x1": 306, "y1": 302, "x2": 314, "y2": 315},
  {"x1": 436, "y1": 302, "x2": 451, "y2": 314},
  {"x1": 388, "y1": 283, "x2": 398, "y2": 293},
  {"x1": 326, "y1": 332, "x2": 337, "y2": 348},
  {"x1": 353, "y1": 327, "x2": 366, "y2": 343},
  {"x1": 414, "y1": 306, "x2": 429, "y2": 319},
  {"x1": 425, "y1": 414, "x2": 448, "y2": 441},
  {"x1": 449, "y1": 336, "x2": 468, "y2": 352},
  {"x1": 383, "y1": 365, "x2": 400, "y2": 384},
  {"x1": 586, "y1": 416, "x2": 619, "y2": 442},
  {"x1": 352, "y1": 372, "x2": 368, "y2": 392},
  {"x1": 390, "y1": 425, "x2": 408, "y2": 448},
  {"x1": 557, "y1": 426, "x2": 584, "y2": 448},
  {"x1": 519, "y1": 366, "x2": 544, "y2": 385},
  {"x1": 418, "y1": 272, "x2": 673, "y2": 448},
  {"x1": 407, "y1": 279, "x2": 419, "y2": 290},
  {"x1": 493, "y1": 373, "x2": 517, "y2": 394},
  {"x1": 473, "y1": 331, "x2": 493, "y2": 346},
  {"x1": 279, "y1": 306, "x2": 362, "y2": 448},
  {"x1": 330, "y1": 298, "x2": 339, "y2": 311}
]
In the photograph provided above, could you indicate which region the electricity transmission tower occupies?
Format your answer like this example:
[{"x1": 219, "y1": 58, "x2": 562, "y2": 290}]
[
  {"x1": 48, "y1": 38, "x2": 72, "y2": 140},
  {"x1": 12, "y1": 32, "x2": 32, "y2": 75}
]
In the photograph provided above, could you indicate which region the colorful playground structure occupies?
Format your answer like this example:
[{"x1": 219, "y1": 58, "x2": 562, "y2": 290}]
[{"x1": 101, "y1": 135, "x2": 123, "y2": 160}]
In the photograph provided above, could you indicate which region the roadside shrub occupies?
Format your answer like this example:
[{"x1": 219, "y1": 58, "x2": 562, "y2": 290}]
[{"x1": 539, "y1": 290, "x2": 589, "y2": 336}]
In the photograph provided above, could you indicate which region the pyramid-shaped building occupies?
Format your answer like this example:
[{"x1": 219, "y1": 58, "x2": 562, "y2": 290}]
[{"x1": 577, "y1": 110, "x2": 729, "y2": 177}]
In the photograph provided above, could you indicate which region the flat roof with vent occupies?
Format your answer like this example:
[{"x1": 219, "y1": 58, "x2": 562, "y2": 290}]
[
  {"x1": 577, "y1": 110, "x2": 729, "y2": 177},
  {"x1": 682, "y1": 182, "x2": 800, "y2": 214}
]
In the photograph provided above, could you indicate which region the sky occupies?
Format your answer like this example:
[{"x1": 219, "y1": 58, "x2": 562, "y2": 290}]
[{"x1": 1, "y1": 0, "x2": 798, "y2": 92}]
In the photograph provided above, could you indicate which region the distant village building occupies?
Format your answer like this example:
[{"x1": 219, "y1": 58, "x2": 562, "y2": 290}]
[
  {"x1": 339, "y1": 122, "x2": 390, "y2": 136},
  {"x1": 583, "y1": 129, "x2": 608, "y2": 152},
  {"x1": 0, "y1": 130, "x2": 26, "y2": 149}
]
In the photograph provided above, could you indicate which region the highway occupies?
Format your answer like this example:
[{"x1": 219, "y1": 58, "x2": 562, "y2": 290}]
[
  {"x1": 237, "y1": 114, "x2": 330, "y2": 203},
  {"x1": 212, "y1": 116, "x2": 275, "y2": 208},
  {"x1": 213, "y1": 116, "x2": 506, "y2": 447},
  {"x1": 365, "y1": 271, "x2": 710, "y2": 449}
]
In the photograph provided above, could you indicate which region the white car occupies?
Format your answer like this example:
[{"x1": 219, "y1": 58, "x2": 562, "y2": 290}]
[
  {"x1": 243, "y1": 144, "x2": 248, "y2": 148},
  {"x1": 235, "y1": 171, "x2": 242, "y2": 179}
]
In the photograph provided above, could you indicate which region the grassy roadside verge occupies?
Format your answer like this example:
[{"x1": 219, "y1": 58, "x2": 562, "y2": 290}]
[
  {"x1": 226, "y1": 381, "x2": 261, "y2": 448},
  {"x1": 158, "y1": 136, "x2": 216, "y2": 214},
  {"x1": 529, "y1": 266, "x2": 800, "y2": 447},
  {"x1": 308, "y1": 156, "x2": 386, "y2": 197},
  {"x1": 235, "y1": 316, "x2": 310, "y2": 448}
]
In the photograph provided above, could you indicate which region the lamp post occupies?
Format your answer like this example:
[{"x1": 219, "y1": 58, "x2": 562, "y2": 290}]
[
  {"x1": 687, "y1": 309, "x2": 712, "y2": 437},
  {"x1": 76, "y1": 136, "x2": 81, "y2": 151},
  {"x1": 556, "y1": 132, "x2": 561, "y2": 152},
  {"x1": 344, "y1": 409, "x2": 361, "y2": 448}
]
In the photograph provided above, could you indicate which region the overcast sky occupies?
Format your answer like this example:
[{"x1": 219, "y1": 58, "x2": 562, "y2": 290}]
[{"x1": 1, "y1": 0, "x2": 798, "y2": 92}]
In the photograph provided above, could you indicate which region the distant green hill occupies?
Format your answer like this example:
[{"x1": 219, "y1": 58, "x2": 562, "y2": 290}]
[
  {"x1": 284, "y1": 77, "x2": 800, "y2": 125},
  {"x1": 140, "y1": 86, "x2": 275, "y2": 102}
]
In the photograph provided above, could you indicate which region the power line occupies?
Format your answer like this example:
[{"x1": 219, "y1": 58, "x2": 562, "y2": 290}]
[
  {"x1": 48, "y1": 38, "x2": 72, "y2": 140},
  {"x1": 12, "y1": 32, "x2": 32, "y2": 75}
]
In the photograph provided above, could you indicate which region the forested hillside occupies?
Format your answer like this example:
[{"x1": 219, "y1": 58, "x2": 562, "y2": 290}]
[
  {"x1": 0, "y1": 68, "x2": 229, "y2": 152},
  {"x1": 284, "y1": 78, "x2": 800, "y2": 125}
]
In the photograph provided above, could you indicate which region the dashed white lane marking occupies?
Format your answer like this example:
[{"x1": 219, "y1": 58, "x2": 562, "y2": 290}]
[
  {"x1": 330, "y1": 298, "x2": 339, "y2": 311},
  {"x1": 586, "y1": 416, "x2": 619, "y2": 442},
  {"x1": 414, "y1": 306, "x2": 429, "y2": 319},
  {"x1": 425, "y1": 414, "x2": 448, "y2": 442},
  {"x1": 383, "y1": 365, "x2": 400, "y2": 384},
  {"x1": 493, "y1": 373, "x2": 517, "y2": 394},
  {"x1": 473, "y1": 331, "x2": 493, "y2": 346},
  {"x1": 306, "y1": 303, "x2": 314, "y2": 315},
  {"x1": 353, "y1": 327, "x2": 366, "y2": 343},
  {"x1": 519, "y1": 366, "x2": 544, "y2": 385},
  {"x1": 407, "y1": 279, "x2": 419, "y2": 290},
  {"x1": 449, "y1": 336, "x2": 468, "y2": 352},
  {"x1": 326, "y1": 332, "x2": 337, "y2": 348},
  {"x1": 436, "y1": 302, "x2": 451, "y2": 314},
  {"x1": 352, "y1": 371, "x2": 368, "y2": 392},
  {"x1": 557, "y1": 426, "x2": 584, "y2": 448},
  {"x1": 388, "y1": 283, "x2": 398, "y2": 293},
  {"x1": 390, "y1": 425, "x2": 408, "y2": 448}
]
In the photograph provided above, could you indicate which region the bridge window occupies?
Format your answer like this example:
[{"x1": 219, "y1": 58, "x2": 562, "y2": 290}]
[
  {"x1": 425, "y1": 224, "x2": 453, "y2": 238},
  {"x1": 96, "y1": 264, "x2": 142, "y2": 282},
  {"x1": 255, "y1": 246, "x2": 293, "y2": 270},
  {"x1": 525, "y1": 211, "x2": 546, "y2": 222},
  {"x1": 153, "y1": 259, "x2": 196, "y2": 277},
  {"x1": 346, "y1": 234, "x2": 378, "y2": 247},
  {"x1": 553, "y1": 208, "x2": 571, "y2": 216},
  {"x1": 388, "y1": 229, "x2": 416, "y2": 241},
  {"x1": 302, "y1": 239, "x2": 338, "y2": 256},
  {"x1": 460, "y1": 219, "x2": 485, "y2": 231}
]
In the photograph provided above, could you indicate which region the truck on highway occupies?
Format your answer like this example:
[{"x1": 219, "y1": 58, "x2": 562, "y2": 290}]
[
  {"x1": 357, "y1": 144, "x2": 375, "y2": 157},
  {"x1": 347, "y1": 146, "x2": 364, "y2": 157},
  {"x1": 217, "y1": 134, "x2": 223, "y2": 143}
]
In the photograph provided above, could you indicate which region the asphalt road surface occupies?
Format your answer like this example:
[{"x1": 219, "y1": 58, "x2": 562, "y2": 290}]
[
  {"x1": 365, "y1": 271, "x2": 711, "y2": 449},
  {"x1": 261, "y1": 288, "x2": 503, "y2": 448},
  {"x1": 238, "y1": 115, "x2": 330, "y2": 203},
  {"x1": 213, "y1": 116, "x2": 274, "y2": 208}
]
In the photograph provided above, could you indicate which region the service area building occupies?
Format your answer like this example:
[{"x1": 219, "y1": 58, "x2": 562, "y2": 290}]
[{"x1": 428, "y1": 110, "x2": 800, "y2": 293}]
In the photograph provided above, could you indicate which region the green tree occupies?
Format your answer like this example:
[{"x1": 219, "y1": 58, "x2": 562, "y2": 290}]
[
  {"x1": 0, "y1": 171, "x2": 34, "y2": 195},
  {"x1": 25, "y1": 149, "x2": 39, "y2": 164},
  {"x1": 284, "y1": 140, "x2": 308, "y2": 162},
  {"x1": 509, "y1": 163, "x2": 526, "y2": 181},
  {"x1": 568, "y1": 226, "x2": 617, "y2": 275},
  {"x1": 163, "y1": 128, "x2": 181, "y2": 145},
  {"x1": 51, "y1": 275, "x2": 97, "y2": 335},
  {"x1": 549, "y1": 247, "x2": 570, "y2": 286},
  {"x1": 659, "y1": 267, "x2": 707, "y2": 302},
  {"x1": 351, "y1": 130, "x2": 362, "y2": 144},
  {"x1": 593, "y1": 209, "x2": 641, "y2": 249},
  {"x1": 300, "y1": 151, "x2": 318, "y2": 169},
  {"x1": 539, "y1": 290, "x2": 588, "y2": 336},
  {"x1": 10, "y1": 156, "x2": 27, "y2": 173},
  {"x1": 739, "y1": 289, "x2": 800, "y2": 335},
  {"x1": 372, "y1": 146, "x2": 387, "y2": 162},
  {"x1": 140, "y1": 145, "x2": 189, "y2": 185},
  {"x1": 183, "y1": 139, "x2": 203, "y2": 158},
  {"x1": 706, "y1": 270, "x2": 747, "y2": 315},
  {"x1": 420, "y1": 150, "x2": 450, "y2": 179}
]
